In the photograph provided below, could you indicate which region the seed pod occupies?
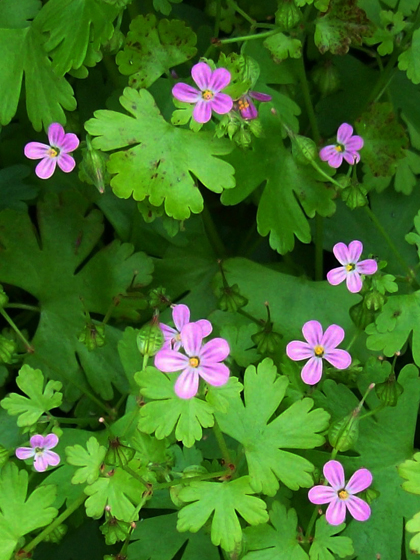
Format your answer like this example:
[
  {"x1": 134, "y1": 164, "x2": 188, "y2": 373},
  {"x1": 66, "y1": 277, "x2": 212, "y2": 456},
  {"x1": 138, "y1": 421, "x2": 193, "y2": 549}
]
[
  {"x1": 252, "y1": 329, "x2": 282, "y2": 355},
  {"x1": 218, "y1": 284, "x2": 248, "y2": 313},
  {"x1": 375, "y1": 374, "x2": 404, "y2": 407},
  {"x1": 137, "y1": 316, "x2": 164, "y2": 356},
  {"x1": 328, "y1": 411, "x2": 360, "y2": 452},
  {"x1": 78, "y1": 322, "x2": 106, "y2": 351}
]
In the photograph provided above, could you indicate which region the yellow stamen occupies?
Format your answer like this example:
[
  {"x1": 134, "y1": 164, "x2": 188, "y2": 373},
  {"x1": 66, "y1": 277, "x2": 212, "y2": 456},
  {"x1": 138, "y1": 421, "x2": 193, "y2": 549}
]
[
  {"x1": 338, "y1": 489, "x2": 349, "y2": 500},
  {"x1": 335, "y1": 145, "x2": 343, "y2": 153},
  {"x1": 189, "y1": 357, "x2": 200, "y2": 368},
  {"x1": 47, "y1": 147, "x2": 58, "y2": 158},
  {"x1": 238, "y1": 99, "x2": 250, "y2": 110},
  {"x1": 346, "y1": 263, "x2": 355, "y2": 272},
  {"x1": 202, "y1": 90, "x2": 214, "y2": 101},
  {"x1": 314, "y1": 345, "x2": 324, "y2": 357}
]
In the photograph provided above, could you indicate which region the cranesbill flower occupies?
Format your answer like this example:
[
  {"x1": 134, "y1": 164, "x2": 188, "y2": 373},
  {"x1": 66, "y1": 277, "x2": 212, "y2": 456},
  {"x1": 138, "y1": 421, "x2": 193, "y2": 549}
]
[
  {"x1": 308, "y1": 460, "x2": 372, "y2": 525},
  {"x1": 327, "y1": 240, "x2": 378, "y2": 293},
  {"x1": 172, "y1": 62, "x2": 233, "y2": 124},
  {"x1": 286, "y1": 320, "x2": 351, "y2": 385},
  {"x1": 155, "y1": 322, "x2": 230, "y2": 399},
  {"x1": 319, "y1": 123, "x2": 364, "y2": 168},
  {"x1": 160, "y1": 304, "x2": 212, "y2": 351},
  {"x1": 24, "y1": 123, "x2": 80, "y2": 179},
  {"x1": 237, "y1": 90, "x2": 272, "y2": 120},
  {"x1": 15, "y1": 434, "x2": 60, "y2": 472}
]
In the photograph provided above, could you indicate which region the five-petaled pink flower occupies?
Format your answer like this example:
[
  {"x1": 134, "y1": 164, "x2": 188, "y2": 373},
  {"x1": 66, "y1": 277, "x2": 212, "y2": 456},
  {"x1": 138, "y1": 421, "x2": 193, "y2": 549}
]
[
  {"x1": 160, "y1": 304, "x2": 212, "y2": 351},
  {"x1": 308, "y1": 460, "x2": 372, "y2": 525},
  {"x1": 172, "y1": 62, "x2": 233, "y2": 124},
  {"x1": 237, "y1": 90, "x2": 272, "y2": 120},
  {"x1": 24, "y1": 123, "x2": 80, "y2": 179},
  {"x1": 16, "y1": 433, "x2": 60, "y2": 472},
  {"x1": 286, "y1": 320, "x2": 351, "y2": 385},
  {"x1": 155, "y1": 322, "x2": 230, "y2": 399},
  {"x1": 327, "y1": 240, "x2": 378, "y2": 293},
  {"x1": 319, "y1": 123, "x2": 364, "y2": 168}
]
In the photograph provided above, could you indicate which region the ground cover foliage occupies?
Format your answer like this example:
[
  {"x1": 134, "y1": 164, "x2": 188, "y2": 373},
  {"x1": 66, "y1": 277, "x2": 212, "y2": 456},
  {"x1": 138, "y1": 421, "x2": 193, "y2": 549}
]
[{"x1": 2, "y1": 0, "x2": 420, "y2": 559}]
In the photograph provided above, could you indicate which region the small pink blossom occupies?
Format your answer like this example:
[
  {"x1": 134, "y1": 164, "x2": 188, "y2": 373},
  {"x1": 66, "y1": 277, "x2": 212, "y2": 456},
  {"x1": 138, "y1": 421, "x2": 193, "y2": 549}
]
[
  {"x1": 16, "y1": 434, "x2": 60, "y2": 472},
  {"x1": 237, "y1": 90, "x2": 272, "y2": 120},
  {"x1": 286, "y1": 320, "x2": 351, "y2": 385},
  {"x1": 160, "y1": 304, "x2": 212, "y2": 351},
  {"x1": 155, "y1": 322, "x2": 230, "y2": 399},
  {"x1": 327, "y1": 240, "x2": 377, "y2": 293},
  {"x1": 172, "y1": 62, "x2": 233, "y2": 123},
  {"x1": 24, "y1": 123, "x2": 79, "y2": 179},
  {"x1": 319, "y1": 123, "x2": 364, "y2": 168},
  {"x1": 308, "y1": 460, "x2": 372, "y2": 525}
]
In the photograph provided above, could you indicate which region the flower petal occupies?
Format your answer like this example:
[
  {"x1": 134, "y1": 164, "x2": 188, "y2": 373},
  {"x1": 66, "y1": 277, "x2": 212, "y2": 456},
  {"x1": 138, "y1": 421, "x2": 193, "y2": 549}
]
[
  {"x1": 48, "y1": 123, "x2": 65, "y2": 147},
  {"x1": 44, "y1": 450, "x2": 60, "y2": 467},
  {"x1": 208, "y1": 67, "x2": 231, "y2": 92},
  {"x1": 160, "y1": 323, "x2": 178, "y2": 339},
  {"x1": 327, "y1": 266, "x2": 347, "y2": 286},
  {"x1": 193, "y1": 100, "x2": 212, "y2": 123},
  {"x1": 319, "y1": 145, "x2": 337, "y2": 162},
  {"x1": 302, "y1": 320, "x2": 323, "y2": 347},
  {"x1": 249, "y1": 91, "x2": 272, "y2": 102},
  {"x1": 200, "y1": 337, "x2": 230, "y2": 363},
  {"x1": 43, "y1": 433, "x2": 59, "y2": 450},
  {"x1": 345, "y1": 495, "x2": 371, "y2": 522},
  {"x1": 198, "y1": 362, "x2": 230, "y2": 387},
  {"x1": 191, "y1": 62, "x2": 212, "y2": 90},
  {"x1": 346, "y1": 271, "x2": 363, "y2": 293},
  {"x1": 174, "y1": 368, "x2": 199, "y2": 399},
  {"x1": 172, "y1": 83, "x2": 201, "y2": 103},
  {"x1": 347, "y1": 240, "x2": 363, "y2": 262},
  {"x1": 321, "y1": 324, "x2": 345, "y2": 352},
  {"x1": 301, "y1": 356, "x2": 323, "y2": 385},
  {"x1": 24, "y1": 142, "x2": 50, "y2": 160},
  {"x1": 326, "y1": 498, "x2": 347, "y2": 525},
  {"x1": 286, "y1": 341, "x2": 314, "y2": 361},
  {"x1": 323, "y1": 348, "x2": 352, "y2": 370},
  {"x1": 343, "y1": 151, "x2": 357, "y2": 165},
  {"x1": 181, "y1": 323, "x2": 203, "y2": 357},
  {"x1": 172, "y1": 304, "x2": 190, "y2": 332},
  {"x1": 34, "y1": 453, "x2": 49, "y2": 472},
  {"x1": 324, "y1": 460, "x2": 345, "y2": 490},
  {"x1": 308, "y1": 485, "x2": 337, "y2": 504},
  {"x1": 155, "y1": 349, "x2": 188, "y2": 372},
  {"x1": 332, "y1": 242, "x2": 350, "y2": 265},
  {"x1": 35, "y1": 157, "x2": 57, "y2": 179},
  {"x1": 210, "y1": 93, "x2": 233, "y2": 115},
  {"x1": 327, "y1": 151, "x2": 344, "y2": 168},
  {"x1": 60, "y1": 133, "x2": 80, "y2": 153},
  {"x1": 356, "y1": 259, "x2": 378, "y2": 276},
  {"x1": 15, "y1": 447, "x2": 35, "y2": 460},
  {"x1": 240, "y1": 99, "x2": 258, "y2": 120},
  {"x1": 336, "y1": 123, "x2": 353, "y2": 144},
  {"x1": 196, "y1": 319, "x2": 212, "y2": 338},
  {"x1": 345, "y1": 135, "x2": 364, "y2": 151},
  {"x1": 57, "y1": 153, "x2": 76, "y2": 173},
  {"x1": 30, "y1": 434, "x2": 45, "y2": 448},
  {"x1": 346, "y1": 468, "x2": 373, "y2": 494}
]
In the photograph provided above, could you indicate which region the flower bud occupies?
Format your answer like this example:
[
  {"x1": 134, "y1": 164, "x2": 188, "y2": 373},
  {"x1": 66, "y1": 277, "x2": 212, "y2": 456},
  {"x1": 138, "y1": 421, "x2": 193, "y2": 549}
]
[
  {"x1": 252, "y1": 328, "x2": 282, "y2": 355},
  {"x1": 137, "y1": 315, "x2": 164, "y2": 356},
  {"x1": 375, "y1": 374, "x2": 404, "y2": 407},
  {"x1": 349, "y1": 301, "x2": 377, "y2": 330},
  {"x1": 105, "y1": 437, "x2": 136, "y2": 467},
  {"x1": 328, "y1": 411, "x2": 359, "y2": 451},
  {"x1": 218, "y1": 284, "x2": 248, "y2": 313},
  {"x1": 0, "y1": 335, "x2": 18, "y2": 364},
  {"x1": 78, "y1": 136, "x2": 110, "y2": 194},
  {"x1": 275, "y1": 1, "x2": 301, "y2": 30},
  {"x1": 234, "y1": 127, "x2": 252, "y2": 149},
  {"x1": 341, "y1": 182, "x2": 368, "y2": 209},
  {"x1": 364, "y1": 290, "x2": 386, "y2": 311},
  {"x1": 78, "y1": 322, "x2": 106, "y2": 351},
  {"x1": 291, "y1": 135, "x2": 317, "y2": 164},
  {"x1": 43, "y1": 524, "x2": 68, "y2": 543},
  {"x1": 0, "y1": 285, "x2": 9, "y2": 308},
  {"x1": 312, "y1": 60, "x2": 341, "y2": 96},
  {"x1": 148, "y1": 286, "x2": 171, "y2": 310}
]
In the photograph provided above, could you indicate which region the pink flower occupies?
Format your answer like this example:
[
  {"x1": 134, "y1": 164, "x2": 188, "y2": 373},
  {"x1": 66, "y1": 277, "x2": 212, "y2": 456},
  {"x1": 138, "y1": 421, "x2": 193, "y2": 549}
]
[
  {"x1": 155, "y1": 322, "x2": 230, "y2": 399},
  {"x1": 286, "y1": 320, "x2": 351, "y2": 385},
  {"x1": 237, "y1": 90, "x2": 272, "y2": 120},
  {"x1": 160, "y1": 304, "x2": 212, "y2": 351},
  {"x1": 16, "y1": 434, "x2": 60, "y2": 472},
  {"x1": 327, "y1": 240, "x2": 378, "y2": 293},
  {"x1": 24, "y1": 123, "x2": 80, "y2": 179},
  {"x1": 172, "y1": 62, "x2": 233, "y2": 124},
  {"x1": 319, "y1": 123, "x2": 364, "y2": 168},
  {"x1": 308, "y1": 460, "x2": 372, "y2": 525}
]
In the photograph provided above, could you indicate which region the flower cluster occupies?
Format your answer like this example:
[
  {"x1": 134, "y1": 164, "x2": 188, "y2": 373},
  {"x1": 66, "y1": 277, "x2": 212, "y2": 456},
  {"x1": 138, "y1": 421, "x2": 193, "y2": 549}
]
[
  {"x1": 319, "y1": 123, "x2": 363, "y2": 168},
  {"x1": 155, "y1": 304, "x2": 230, "y2": 399},
  {"x1": 16, "y1": 433, "x2": 60, "y2": 472}
]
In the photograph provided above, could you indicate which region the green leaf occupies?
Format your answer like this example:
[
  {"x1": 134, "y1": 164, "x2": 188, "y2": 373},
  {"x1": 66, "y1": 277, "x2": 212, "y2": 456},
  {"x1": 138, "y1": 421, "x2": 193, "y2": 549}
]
[
  {"x1": 395, "y1": 150, "x2": 420, "y2": 194},
  {"x1": 0, "y1": 166, "x2": 37, "y2": 212},
  {"x1": 66, "y1": 437, "x2": 107, "y2": 485},
  {"x1": 365, "y1": 10, "x2": 406, "y2": 55},
  {"x1": 399, "y1": 451, "x2": 420, "y2": 494},
  {"x1": 205, "y1": 376, "x2": 243, "y2": 414},
  {"x1": 116, "y1": 14, "x2": 196, "y2": 89},
  {"x1": 216, "y1": 358, "x2": 330, "y2": 495},
  {"x1": 399, "y1": 28, "x2": 420, "y2": 84},
  {"x1": 406, "y1": 511, "x2": 420, "y2": 553},
  {"x1": 135, "y1": 366, "x2": 215, "y2": 447},
  {"x1": 177, "y1": 476, "x2": 269, "y2": 552},
  {"x1": 1, "y1": 364, "x2": 62, "y2": 427},
  {"x1": 0, "y1": 0, "x2": 41, "y2": 28},
  {"x1": 355, "y1": 102, "x2": 409, "y2": 177},
  {"x1": 219, "y1": 323, "x2": 259, "y2": 368},
  {"x1": 243, "y1": 501, "x2": 308, "y2": 560},
  {"x1": 153, "y1": 0, "x2": 183, "y2": 16},
  {"x1": 263, "y1": 32, "x2": 302, "y2": 61},
  {"x1": 86, "y1": 87, "x2": 236, "y2": 220},
  {"x1": 0, "y1": 463, "x2": 57, "y2": 560},
  {"x1": 309, "y1": 516, "x2": 354, "y2": 560}
]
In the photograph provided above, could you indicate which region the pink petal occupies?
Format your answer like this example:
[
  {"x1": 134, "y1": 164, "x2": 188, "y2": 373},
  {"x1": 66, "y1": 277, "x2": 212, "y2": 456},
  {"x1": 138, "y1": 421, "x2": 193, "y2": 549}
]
[
  {"x1": 327, "y1": 151, "x2": 344, "y2": 168},
  {"x1": 356, "y1": 259, "x2": 378, "y2": 276},
  {"x1": 48, "y1": 123, "x2": 65, "y2": 147},
  {"x1": 191, "y1": 62, "x2": 212, "y2": 90},
  {"x1": 345, "y1": 495, "x2": 371, "y2": 522},
  {"x1": 44, "y1": 450, "x2": 60, "y2": 467},
  {"x1": 308, "y1": 485, "x2": 337, "y2": 504},
  {"x1": 319, "y1": 145, "x2": 337, "y2": 162},
  {"x1": 286, "y1": 341, "x2": 314, "y2": 361},
  {"x1": 240, "y1": 99, "x2": 258, "y2": 120},
  {"x1": 160, "y1": 324, "x2": 178, "y2": 339},
  {"x1": 155, "y1": 349, "x2": 189, "y2": 372},
  {"x1": 196, "y1": 319, "x2": 212, "y2": 338},
  {"x1": 249, "y1": 91, "x2": 272, "y2": 102},
  {"x1": 181, "y1": 323, "x2": 203, "y2": 357},
  {"x1": 346, "y1": 271, "x2": 363, "y2": 293},
  {"x1": 200, "y1": 337, "x2": 230, "y2": 364},
  {"x1": 326, "y1": 498, "x2": 347, "y2": 525},
  {"x1": 15, "y1": 447, "x2": 35, "y2": 460},
  {"x1": 172, "y1": 83, "x2": 201, "y2": 103},
  {"x1": 210, "y1": 93, "x2": 233, "y2": 115},
  {"x1": 332, "y1": 242, "x2": 350, "y2": 265},
  {"x1": 347, "y1": 240, "x2": 363, "y2": 263},
  {"x1": 198, "y1": 362, "x2": 230, "y2": 387},
  {"x1": 35, "y1": 157, "x2": 57, "y2": 179},
  {"x1": 345, "y1": 135, "x2": 364, "y2": 151},
  {"x1": 193, "y1": 100, "x2": 212, "y2": 123},
  {"x1": 302, "y1": 320, "x2": 323, "y2": 347},
  {"x1": 343, "y1": 151, "x2": 357, "y2": 165},
  {"x1": 301, "y1": 356, "x2": 323, "y2": 385},
  {"x1": 172, "y1": 304, "x2": 190, "y2": 332},
  {"x1": 57, "y1": 153, "x2": 76, "y2": 173},
  {"x1": 346, "y1": 468, "x2": 373, "y2": 494},
  {"x1": 174, "y1": 368, "x2": 199, "y2": 399},
  {"x1": 353, "y1": 151, "x2": 361, "y2": 164},
  {"x1": 43, "y1": 433, "x2": 59, "y2": 450},
  {"x1": 323, "y1": 460, "x2": 345, "y2": 490},
  {"x1": 60, "y1": 133, "x2": 79, "y2": 153},
  {"x1": 208, "y1": 67, "x2": 231, "y2": 92},
  {"x1": 336, "y1": 123, "x2": 353, "y2": 144},
  {"x1": 321, "y1": 324, "x2": 345, "y2": 352},
  {"x1": 34, "y1": 454, "x2": 49, "y2": 472},
  {"x1": 327, "y1": 266, "x2": 347, "y2": 286},
  {"x1": 30, "y1": 435, "x2": 45, "y2": 448},
  {"x1": 24, "y1": 142, "x2": 50, "y2": 160},
  {"x1": 323, "y1": 348, "x2": 352, "y2": 370}
]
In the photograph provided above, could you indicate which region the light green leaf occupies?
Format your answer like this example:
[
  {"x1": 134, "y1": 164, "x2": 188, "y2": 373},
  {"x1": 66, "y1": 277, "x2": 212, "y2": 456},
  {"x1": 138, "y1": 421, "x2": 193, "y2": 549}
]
[
  {"x1": 399, "y1": 452, "x2": 420, "y2": 494},
  {"x1": 406, "y1": 511, "x2": 420, "y2": 553},
  {"x1": 205, "y1": 376, "x2": 243, "y2": 413},
  {"x1": 177, "y1": 476, "x2": 269, "y2": 552},
  {"x1": 263, "y1": 32, "x2": 302, "y2": 61},
  {"x1": 216, "y1": 358, "x2": 330, "y2": 495},
  {"x1": 395, "y1": 150, "x2": 420, "y2": 194},
  {"x1": 116, "y1": 14, "x2": 196, "y2": 89},
  {"x1": 309, "y1": 516, "x2": 354, "y2": 560},
  {"x1": 365, "y1": 10, "x2": 406, "y2": 55},
  {"x1": 86, "y1": 87, "x2": 235, "y2": 220},
  {"x1": 1, "y1": 365, "x2": 62, "y2": 427},
  {"x1": 398, "y1": 28, "x2": 420, "y2": 84},
  {"x1": 66, "y1": 437, "x2": 107, "y2": 485}
]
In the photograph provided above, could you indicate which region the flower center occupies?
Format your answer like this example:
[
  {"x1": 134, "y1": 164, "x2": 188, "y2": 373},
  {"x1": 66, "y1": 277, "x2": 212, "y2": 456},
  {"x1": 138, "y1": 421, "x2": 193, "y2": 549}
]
[
  {"x1": 189, "y1": 357, "x2": 200, "y2": 368},
  {"x1": 346, "y1": 263, "x2": 355, "y2": 272},
  {"x1": 314, "y1": 345, "x2": 324, "y2": 357},
  {"x1": 335, "y1": 144, "x2": 344, "y2": 153},
  {"x1": 47, "y1": 147, "x2": 59, "y2": 158},
  {"x1": 238, "y1": 99, "x2": 250, "y2": 110},
  {"x1": 338, "y1": 489, "x2": 349, "y2": 500},
  {"x1": 35, "y1": 446, "x2": 44, "y2": 455},
  {"x1": 202, "y1": 90, "x2": 214, "y2": 101}
]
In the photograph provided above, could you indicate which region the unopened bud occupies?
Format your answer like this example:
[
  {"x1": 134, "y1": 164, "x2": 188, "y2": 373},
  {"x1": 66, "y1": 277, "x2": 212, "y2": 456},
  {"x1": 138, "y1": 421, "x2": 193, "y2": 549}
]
[
  {"x1": 105, "y1": 437, "x2": 135, "y2": 467},
  {"x1": 364, "y1": 290, "x2": 386, "y2": 311},
  {"x1": 375, "y1": 374, "x2": 404, "y2": 407},
  {"x1": 136, "y1": 315, "x2": 164, "y2": 356},
  {"x1": 291, "y1": 135, "x2": 317, "y2": 164},
  {"x1": 0, "y1": 335, "x2": 18, "y2": 364},
  {"x1": 78, "y1": 322, "x2": 106, "y2": 351},
  {"x1": 252, "y1": 328, "x2": 282, "y2": 355},
  {"x1": 43, "y1": 524, "x2": 68, "y2": 543},
  {"x1": 328, "y1": 410, "x2": 360, "y2": 451},
  {"x1": 78, "y1": 136, "x2": 110, "y2": 194},
  {"x1": 218, "y1": 283, "x2": 248, "y2": 313}
]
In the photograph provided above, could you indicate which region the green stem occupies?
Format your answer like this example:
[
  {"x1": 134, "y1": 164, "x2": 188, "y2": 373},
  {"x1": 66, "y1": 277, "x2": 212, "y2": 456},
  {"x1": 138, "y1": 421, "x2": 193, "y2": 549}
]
[
  {"x1": 219, "y1": 29, "x2": 278, "y2": 44},
  {"x1": 154, "y1": 470, "x2": 228, "y2": 490},
  {"x1": 237, "y1": 308, "x2": 264, "y2": 326},
  {"x1": 23, "y1": 494, "x2": 86, "y2": 553},
  {"x1": 358, "y1": 403, "x2": 386, "y2": 420},
  {"x1": 345, "y1": 330, "x2": 360, "y2": 352},
  {"x1": 202, "y1": 205, "x2": 227, "y2": 258},
  {"x1": 142, "y1": 353, "x2": 149, "y2": 371},
  {"x1": 227, "y1": 0, "x2": 255, "y2": 25},
  {"x1": 48, "y1": 415, "x2": 99, "y2": 425},
  {"x1": 0, "y1": 308, "x2": 33, "y2": 352},
  {"x1": 102, "y1": 296, "x2": 120, "y2": 326},
  {"x1": 213, "y1": 419, "x2": 232, "y2": 465},
  {"x1": 5, "y1": 304, "x2": 40, "y2": 312},
  {"x1": 296, "y1": 55, "x2": 321, "y2": 144},
  {"x1": 122, "y1": 465, "x2": 151, "y2": 488},
  {"x1": 305, "y1": 505, "x2": 319, "y2": 539},
  {"x1": 309, "y1": 160, "x2": 342, "y2": 188},
  {"x1": 315, "y1": 214, "x2": 324, "y2": 281}
]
